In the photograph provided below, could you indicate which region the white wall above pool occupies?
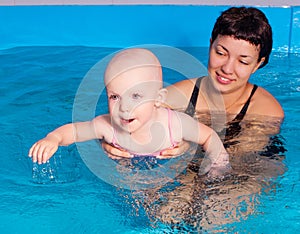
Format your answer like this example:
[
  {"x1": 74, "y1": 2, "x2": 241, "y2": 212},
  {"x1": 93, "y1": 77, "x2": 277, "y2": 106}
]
[{"x1": 1, "y1": 4, "x2": 300, "y2": 53}]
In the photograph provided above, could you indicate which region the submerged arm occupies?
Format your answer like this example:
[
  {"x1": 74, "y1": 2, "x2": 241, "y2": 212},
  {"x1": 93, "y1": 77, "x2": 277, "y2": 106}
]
[{"x1": 178, "y1": 112, "x2": 231, "y2": 176}]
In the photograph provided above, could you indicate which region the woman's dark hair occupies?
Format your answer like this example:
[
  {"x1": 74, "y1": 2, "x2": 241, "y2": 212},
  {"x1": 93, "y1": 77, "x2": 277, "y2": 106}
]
[{"x1": 211, "y1": 7, "x2": 272, "y2": 68}]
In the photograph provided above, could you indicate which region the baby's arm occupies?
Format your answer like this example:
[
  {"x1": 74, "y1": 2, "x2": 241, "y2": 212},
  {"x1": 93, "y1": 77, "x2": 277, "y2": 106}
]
[
  {"x1": 177, "y1": 112, "x2": 230, "y2": 175},
  {"x1": 28, "y1": 123, "x2": 77, "y2": 164},
  {"x1": 28, "y1": 115, "x2": 110, "y2": 164}
]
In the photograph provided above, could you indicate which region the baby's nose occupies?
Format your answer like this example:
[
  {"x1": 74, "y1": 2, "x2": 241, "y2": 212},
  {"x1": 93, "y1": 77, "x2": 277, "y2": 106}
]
[{"x1": 119, "y1": 99, "x2": 131, "y2": 112}]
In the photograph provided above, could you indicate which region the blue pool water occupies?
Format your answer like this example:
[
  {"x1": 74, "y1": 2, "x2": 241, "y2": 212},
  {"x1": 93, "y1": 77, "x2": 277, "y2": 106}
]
[{"x1": 0, "y1": 46, "x2": 299, "y2": 233}]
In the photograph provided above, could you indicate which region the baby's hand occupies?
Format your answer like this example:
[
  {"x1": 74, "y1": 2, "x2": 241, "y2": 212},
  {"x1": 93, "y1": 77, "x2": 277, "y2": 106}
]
[
  {"x1": 207, "y1": 162, "x2": 232, "y2": 178},
  {"x1": 199, "y1": 151, "x2": 232, "y2": 178},
  {"x1": 28, "y1": 137, "x2": 59, "y2": 164}
]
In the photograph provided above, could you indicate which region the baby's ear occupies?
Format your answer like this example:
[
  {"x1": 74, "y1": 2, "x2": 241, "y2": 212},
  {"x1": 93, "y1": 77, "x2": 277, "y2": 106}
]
[{"x1": 155, "y1": 88, "x2": 168, "y2": 107}]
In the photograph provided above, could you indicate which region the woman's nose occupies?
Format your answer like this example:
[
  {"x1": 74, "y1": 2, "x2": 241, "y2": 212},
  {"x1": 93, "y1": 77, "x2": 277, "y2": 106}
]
[{"x1": 221, "y1": 58, "x2": 234, "y2": 74}]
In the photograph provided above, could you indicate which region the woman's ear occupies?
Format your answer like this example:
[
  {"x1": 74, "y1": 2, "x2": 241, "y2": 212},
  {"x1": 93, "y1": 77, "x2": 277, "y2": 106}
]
[
  {"x1": 209, "y1": 38, "x2": 214, "y2": 49},
  {"x1": 155, "y1": 88, "x2": 168, "y2": 107},
  {"x1": 253, "y1": 57, "x2": 266, "y2": 73}
]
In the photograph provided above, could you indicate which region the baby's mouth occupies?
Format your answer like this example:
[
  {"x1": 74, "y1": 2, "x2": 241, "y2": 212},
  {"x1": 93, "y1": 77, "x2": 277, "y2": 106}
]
[{"x1": 120, "y1": 118, "x2": 135, "y2": 125}]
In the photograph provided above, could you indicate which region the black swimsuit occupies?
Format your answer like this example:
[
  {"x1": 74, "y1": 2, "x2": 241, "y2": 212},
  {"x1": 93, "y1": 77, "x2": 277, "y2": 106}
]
[
  {"x1": 185, "y1": 77, "x2": 258, "y2": 143},
  {"x1": 185, "y1": 78, "x2": 286, "y2": 175}
]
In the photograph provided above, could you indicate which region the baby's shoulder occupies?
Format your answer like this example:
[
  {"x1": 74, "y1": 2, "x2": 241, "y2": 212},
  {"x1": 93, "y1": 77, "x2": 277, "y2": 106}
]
[
  {"x1": 169, "y1": 109, "x2": 196, "y2": 127},
  {"x1": 93, "y1": 114, "x2": 111, "y2": 124},
  {"x1": 92, "y1": 114, "x2": 114, "y2": 141}
]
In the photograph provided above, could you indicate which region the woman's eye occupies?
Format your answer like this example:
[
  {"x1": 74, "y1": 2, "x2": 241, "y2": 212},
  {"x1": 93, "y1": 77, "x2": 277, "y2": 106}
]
[
  {"x1": 240, "y1": 60, "x2": 249, "y2": 65},
  {"x1": 216, "y1": 50, "x2": 225, "y2": 56}
]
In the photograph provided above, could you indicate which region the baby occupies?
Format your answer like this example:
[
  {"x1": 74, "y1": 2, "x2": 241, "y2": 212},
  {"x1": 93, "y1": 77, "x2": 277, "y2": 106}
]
[{"x1": 29, "y1": 48, "x2": 230, "y2": 175}]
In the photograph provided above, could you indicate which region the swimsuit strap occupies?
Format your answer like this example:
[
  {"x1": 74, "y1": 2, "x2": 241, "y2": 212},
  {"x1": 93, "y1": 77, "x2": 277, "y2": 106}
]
[
  {"x1": 185, "y1": 77, "x2": 202, "y2": 117},
  {"x1": 184, "y1": 79, "x2": 258, "y2": 145},
  {"x1": 223, "y1": 84, "x2": 258, "y2": 143},
  {"x1": 231, "y1": 84, "x2": 258, "y2": 122},
  {"x1": 167, "y1": 108, "x2": 177, "y2": 147},
  {"x1": 111, "y1": 127, "x2": 118, "y2": 146},
  {"x1": 185, "y1": 78, "x2": 258, "y2": 123}
]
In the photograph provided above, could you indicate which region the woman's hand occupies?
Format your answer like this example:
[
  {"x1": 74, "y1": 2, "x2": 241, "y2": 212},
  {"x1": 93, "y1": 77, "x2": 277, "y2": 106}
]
[
  {"x1": 101, "y1": 141, "x2": 133, "y2": 160},
  {"x1": 157, "y1": 141, "x2": 190, "y2": 159}
]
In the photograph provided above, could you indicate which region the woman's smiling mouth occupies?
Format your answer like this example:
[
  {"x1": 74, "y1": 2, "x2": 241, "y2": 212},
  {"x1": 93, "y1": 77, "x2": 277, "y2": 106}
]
[{"x1": 216, "y1": 73, "x2": 234, "y2": 85}]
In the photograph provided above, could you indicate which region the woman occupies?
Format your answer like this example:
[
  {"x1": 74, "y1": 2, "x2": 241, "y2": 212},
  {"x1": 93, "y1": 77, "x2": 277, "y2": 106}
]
[{"x1": 102, "y1": 6, "x2": 286, "y2": 231}]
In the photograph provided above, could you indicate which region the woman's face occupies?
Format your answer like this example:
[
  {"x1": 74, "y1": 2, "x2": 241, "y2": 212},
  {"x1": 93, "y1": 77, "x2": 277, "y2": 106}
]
[{"x1": 208, "y1": 35, "x2": 264, "y2": 94}]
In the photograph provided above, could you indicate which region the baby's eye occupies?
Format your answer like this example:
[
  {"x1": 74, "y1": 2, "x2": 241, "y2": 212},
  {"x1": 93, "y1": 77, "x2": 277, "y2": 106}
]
[
  {"x1": 109, "y1": 94, "x2": 120, "y2": 101},
  {"x1": 132, "y1": 93, "x2": 142, "y2": 99}
]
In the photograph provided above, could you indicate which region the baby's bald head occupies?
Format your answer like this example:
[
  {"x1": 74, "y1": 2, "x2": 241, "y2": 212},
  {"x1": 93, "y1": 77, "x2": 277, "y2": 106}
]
[{"x1": 104, "y1": 48, "x2": 162, "y2": 86}]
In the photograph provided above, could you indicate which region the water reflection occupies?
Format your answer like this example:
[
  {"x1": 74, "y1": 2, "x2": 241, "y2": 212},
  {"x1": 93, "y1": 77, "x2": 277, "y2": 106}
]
[
  {"x1": 29, "y1": 113, "x2": 287, "y2": 232},
  {"x1": 126, "y1": 113, "x2": 287, "y2": 232}
]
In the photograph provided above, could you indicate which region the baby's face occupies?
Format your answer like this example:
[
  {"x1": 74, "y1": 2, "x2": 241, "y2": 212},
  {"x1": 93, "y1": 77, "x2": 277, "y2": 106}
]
[{"x1": 106, "y1": 67, "x2": 162, "y2": 133}]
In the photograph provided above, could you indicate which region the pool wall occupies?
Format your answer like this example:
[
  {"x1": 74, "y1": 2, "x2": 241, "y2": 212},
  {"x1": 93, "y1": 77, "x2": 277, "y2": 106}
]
[{"x1": 1, "y1": 1, "x2": 300, "y2": 53}]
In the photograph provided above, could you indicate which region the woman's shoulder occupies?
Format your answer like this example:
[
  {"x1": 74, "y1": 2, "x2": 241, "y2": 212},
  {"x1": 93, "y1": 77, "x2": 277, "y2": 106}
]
[
  {"x1": 165, "y1": 77, "x2": 200, "y2": 109},
  {"x1": 166, "y1": 77, "x2": 198, "y2": 94},
  {"x1": 250, "y1": 85, "x2": 284, "y2": 118}
]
